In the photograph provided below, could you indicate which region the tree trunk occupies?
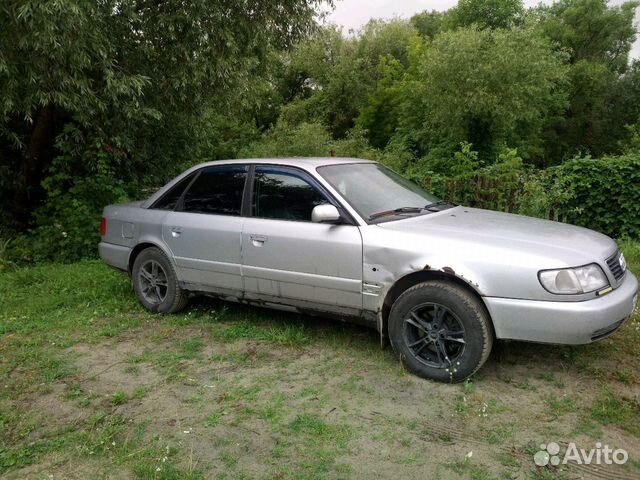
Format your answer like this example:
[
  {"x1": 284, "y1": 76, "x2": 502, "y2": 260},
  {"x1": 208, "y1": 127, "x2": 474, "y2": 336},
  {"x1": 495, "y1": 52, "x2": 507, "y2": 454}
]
[{"x1": 13, "y1": 105, "x2": 55, "y2": 229}]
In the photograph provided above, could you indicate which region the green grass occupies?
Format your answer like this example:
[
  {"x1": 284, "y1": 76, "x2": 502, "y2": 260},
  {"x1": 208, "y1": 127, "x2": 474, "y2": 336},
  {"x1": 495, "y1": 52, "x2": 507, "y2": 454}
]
[
  {"x1": 544, "y1": 394, "x2": 578, "y2": 419},
  {"x1": 110, "y1": 390, "x2": 128, "y2": 406},
  {"x1": 213, "y1": 320, "x2": 311, "y2": 347},
  {"x1": 590, "y1": 387, "x2": 640, "y2": 436},
  {"x1": 448, "y1": 458, "x2": 499, "y2": 480}
]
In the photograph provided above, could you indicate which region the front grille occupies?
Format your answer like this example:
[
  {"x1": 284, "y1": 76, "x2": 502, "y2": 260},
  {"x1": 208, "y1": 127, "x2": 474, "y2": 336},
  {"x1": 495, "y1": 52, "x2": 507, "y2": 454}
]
[{"x1": 606, "y1": 250, "x2": 626, "y2": 282}]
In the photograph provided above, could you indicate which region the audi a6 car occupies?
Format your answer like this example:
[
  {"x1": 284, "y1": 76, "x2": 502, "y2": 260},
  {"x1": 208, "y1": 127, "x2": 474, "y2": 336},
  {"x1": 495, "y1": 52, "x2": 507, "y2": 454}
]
[{"x1": 99, "y1": 158, "x2": 638, "y2": 382}]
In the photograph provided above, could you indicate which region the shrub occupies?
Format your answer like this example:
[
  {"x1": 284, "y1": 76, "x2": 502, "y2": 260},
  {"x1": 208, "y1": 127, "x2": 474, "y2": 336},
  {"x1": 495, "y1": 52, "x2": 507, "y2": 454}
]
[
  {"x1": 406, "y1": 152, "x2": 639, "y2": 239},
  {"x1": 238, "y1": 122, "x2": 333, "y2": 158},
  {"x1": 548, "y1": 154, "x2": 640, "y2": 238},
  {"x1": 13, "y1": 126, "x2": 129, "y2": 263}
]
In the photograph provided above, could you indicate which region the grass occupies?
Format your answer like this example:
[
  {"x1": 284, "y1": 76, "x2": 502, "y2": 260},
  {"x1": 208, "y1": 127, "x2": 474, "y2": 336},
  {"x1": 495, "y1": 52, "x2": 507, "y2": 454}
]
[
  {"x1": 213, "y1": 320, "x2": 312, "y2": 347},
  {"x1": 448, "y1": 458, "x2": 498, "y2": 480},
  {"x1": 0, "y1": 242, "x2": 639, "y2": 478},
  {"x1": 590, "y1": 387, "x2": 640, "y2": 437}
]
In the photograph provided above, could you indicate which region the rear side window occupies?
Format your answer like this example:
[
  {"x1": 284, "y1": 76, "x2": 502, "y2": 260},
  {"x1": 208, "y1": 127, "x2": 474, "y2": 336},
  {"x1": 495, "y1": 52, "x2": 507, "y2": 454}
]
[
  {"x1": 151, "y1": 172, "x2": 195, "y2": 210},
  {"x1": 253, "y1": 167, "x2": 329, "y2": 221},
  {"x1": 181, "y1": 165, "x2": 247, "y2": 215}
]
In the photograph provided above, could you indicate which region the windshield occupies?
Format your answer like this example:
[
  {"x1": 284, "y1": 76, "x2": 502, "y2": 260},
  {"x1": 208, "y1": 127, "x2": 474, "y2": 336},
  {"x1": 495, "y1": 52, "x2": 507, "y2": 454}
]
[{"x1": 317, "y1": 163, "x2": 441, "y2": 222}]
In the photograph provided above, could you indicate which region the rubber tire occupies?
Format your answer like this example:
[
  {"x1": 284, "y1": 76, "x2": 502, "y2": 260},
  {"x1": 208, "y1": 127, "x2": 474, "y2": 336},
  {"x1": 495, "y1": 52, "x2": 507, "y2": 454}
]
[
  {"x1": 132, "y1": 247, "x2": 189, "y2": 314},
  {"x1": 388, "y1": 281, "x2": 493, "y2": 383}
]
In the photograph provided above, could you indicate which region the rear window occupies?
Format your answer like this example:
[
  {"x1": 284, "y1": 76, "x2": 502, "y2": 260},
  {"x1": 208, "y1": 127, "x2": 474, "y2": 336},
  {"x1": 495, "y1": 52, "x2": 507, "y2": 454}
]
[
  {"x1": 181, "y1": 165, "x2": 247, "y2": 215},
  {"x1": 151, "y1": 172, "x2": 196, "y2": 210}
]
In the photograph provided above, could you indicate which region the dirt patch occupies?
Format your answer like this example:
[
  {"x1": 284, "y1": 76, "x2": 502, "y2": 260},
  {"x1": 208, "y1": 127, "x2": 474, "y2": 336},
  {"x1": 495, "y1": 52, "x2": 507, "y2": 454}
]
[{"x1": 6, "y1": 320, "x2": 640, "y2": 479}]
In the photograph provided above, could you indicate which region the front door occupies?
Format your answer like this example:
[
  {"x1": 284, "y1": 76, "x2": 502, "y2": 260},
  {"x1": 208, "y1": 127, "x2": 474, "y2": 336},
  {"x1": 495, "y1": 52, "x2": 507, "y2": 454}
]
[
  {"x1": 241, "y1": 165, "x2": 363, "y2": 315},
  {"x1": 162, "y1": 164, "x2": 247, "y2": 297}
]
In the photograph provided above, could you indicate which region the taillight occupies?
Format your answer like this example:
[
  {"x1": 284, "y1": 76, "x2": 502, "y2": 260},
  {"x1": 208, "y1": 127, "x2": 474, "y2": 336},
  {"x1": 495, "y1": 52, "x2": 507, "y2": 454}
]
[{"x1": 100, "y1": 217, "x2": 107, "y2": 236}]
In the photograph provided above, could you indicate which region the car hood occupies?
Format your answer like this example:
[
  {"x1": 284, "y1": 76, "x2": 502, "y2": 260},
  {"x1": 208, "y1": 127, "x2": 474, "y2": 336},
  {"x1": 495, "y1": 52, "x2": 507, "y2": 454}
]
[{"x1": 377, "y1": 207, "x2": 617, "y2": 266}]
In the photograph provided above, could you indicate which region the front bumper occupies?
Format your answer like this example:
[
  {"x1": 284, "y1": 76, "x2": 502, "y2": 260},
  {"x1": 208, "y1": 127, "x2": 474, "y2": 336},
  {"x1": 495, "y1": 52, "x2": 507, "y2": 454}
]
[{"x1": 484, "y1": 272, "x2": 638, "y2": 344}]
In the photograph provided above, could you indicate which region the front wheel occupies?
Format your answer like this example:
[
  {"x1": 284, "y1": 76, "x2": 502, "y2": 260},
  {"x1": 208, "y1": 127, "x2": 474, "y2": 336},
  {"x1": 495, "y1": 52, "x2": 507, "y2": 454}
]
[
  {"x1": 132, "y1": 247, "x2": 188, "y2": 314},
  {"x1": 388, "y1": 281, "x2": 493, "y2": 383}
]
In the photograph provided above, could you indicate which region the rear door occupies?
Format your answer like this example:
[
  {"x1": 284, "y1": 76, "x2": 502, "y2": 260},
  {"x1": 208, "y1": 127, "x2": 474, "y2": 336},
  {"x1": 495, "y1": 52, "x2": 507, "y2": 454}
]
[
  {"x1": 162, "y1": 164, "x2": 247, "y2": 297},
  {"x1": 241, "y1": 165, "x2": 363, "y2": 315}
]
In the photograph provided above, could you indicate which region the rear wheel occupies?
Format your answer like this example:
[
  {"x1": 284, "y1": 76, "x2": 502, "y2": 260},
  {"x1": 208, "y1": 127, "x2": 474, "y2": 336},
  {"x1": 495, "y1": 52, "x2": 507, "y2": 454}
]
[
  {"x1": 132, "y1": 247, "x2": 188, "y2": 314},
  {"x1": 388, "y1": 281, "x2": 493, "y2": 383}
]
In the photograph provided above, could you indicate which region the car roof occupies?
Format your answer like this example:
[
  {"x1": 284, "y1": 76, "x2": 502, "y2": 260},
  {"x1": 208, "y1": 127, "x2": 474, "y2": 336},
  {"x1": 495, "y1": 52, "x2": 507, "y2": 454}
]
[{"x1": 192, "y1": 157, "x2": 376, "y2": 170}]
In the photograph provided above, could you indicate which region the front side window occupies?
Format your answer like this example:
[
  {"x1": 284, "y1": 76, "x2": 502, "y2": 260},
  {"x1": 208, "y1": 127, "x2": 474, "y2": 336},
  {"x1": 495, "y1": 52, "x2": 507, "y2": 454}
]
[
  {"x1": 151, "y1": 172, "x2": 196, "y2": 210},
  {"x1": 253, "y1": 167, "x2": 329, "y2": 221},
  {"x1": 181, "y1": 165, "x2": 247, "y2": 215}
]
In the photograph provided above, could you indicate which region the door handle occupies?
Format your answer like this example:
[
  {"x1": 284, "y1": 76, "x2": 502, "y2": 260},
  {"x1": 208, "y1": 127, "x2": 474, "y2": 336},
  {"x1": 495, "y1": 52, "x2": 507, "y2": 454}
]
[
  {"x1": 171, "y1": 227, "x2": 182, "y2": 237},
  {"x1": 250, "y1": 234, "x2": 267, "y2": 247}
]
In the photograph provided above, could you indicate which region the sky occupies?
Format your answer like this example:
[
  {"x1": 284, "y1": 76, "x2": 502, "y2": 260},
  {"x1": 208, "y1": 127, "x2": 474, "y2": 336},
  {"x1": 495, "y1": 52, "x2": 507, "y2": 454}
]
[{"x1": 324, "y1": 0, "x2": 640, "y2": 59}]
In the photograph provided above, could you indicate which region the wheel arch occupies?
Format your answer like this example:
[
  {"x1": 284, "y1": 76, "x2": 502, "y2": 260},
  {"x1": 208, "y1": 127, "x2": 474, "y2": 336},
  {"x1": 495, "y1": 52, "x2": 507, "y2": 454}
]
[
  {"x1": 128, "y1": 241, "x2": 173, "y2": 275},
  {"x1": 379, "y1": 269, "x2": 493, "y2": 345}
]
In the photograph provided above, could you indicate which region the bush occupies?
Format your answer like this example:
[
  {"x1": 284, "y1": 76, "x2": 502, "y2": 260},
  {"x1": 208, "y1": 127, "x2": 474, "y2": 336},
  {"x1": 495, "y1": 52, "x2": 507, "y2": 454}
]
[
  {"x1": 238, "y1": 122, "x2": 333, "y2": 158},
  {"x1": 11, "y1": 126, "x2": 129, "y2": 263},
  {"x1": 548, "y1": 154, "x2": 640, "y2": 239},
  {"x1": 402, "y1": 151, "x2": 639, "y2": 239},
  {"x1": 238, "y1": 122, "x2": 382, "y2": 160}
]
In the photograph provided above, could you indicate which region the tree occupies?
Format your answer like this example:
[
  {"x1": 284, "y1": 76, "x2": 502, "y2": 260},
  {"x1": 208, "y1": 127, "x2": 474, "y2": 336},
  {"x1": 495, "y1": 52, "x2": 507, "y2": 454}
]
[
  {"x1": 449, "y1": 0, "x2": 525, "y2": 30},
  {"x1": 536, "y1": 0, "x2": 639, "y2": 156},
  {"x1": 393, "y1": 27, "x2": 569, "y2": 166},
  {"x1": 0, "y1": 0, "x2": 328, "y2": 229},
  {"x1": 356, "y1": 19, "x2": 417, "y2": 70},
  {"x1": 278, "y1": 20, "x2": 417, "y2": 138},
  {"x1": 357, "y1": 55, "x2": 407, "y2": 148},
  {"x1": 538, "y1": 0, "x2": 638, "y2": 73},
  {"x1": 410, "y1": 10, "x2": 450, "y2": 38}
]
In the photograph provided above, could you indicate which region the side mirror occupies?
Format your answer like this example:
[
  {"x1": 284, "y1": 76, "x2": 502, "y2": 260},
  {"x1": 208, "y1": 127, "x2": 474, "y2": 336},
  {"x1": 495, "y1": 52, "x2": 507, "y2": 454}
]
[{"x1": 311, "y1": 204, "x2": 341, "y2": 224}]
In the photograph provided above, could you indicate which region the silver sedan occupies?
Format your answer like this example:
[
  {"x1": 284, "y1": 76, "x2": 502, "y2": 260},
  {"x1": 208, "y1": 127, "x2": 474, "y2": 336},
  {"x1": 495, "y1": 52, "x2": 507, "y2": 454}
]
[{"x1": 99, "y1": 158, "x2": 638, "y2": 382}]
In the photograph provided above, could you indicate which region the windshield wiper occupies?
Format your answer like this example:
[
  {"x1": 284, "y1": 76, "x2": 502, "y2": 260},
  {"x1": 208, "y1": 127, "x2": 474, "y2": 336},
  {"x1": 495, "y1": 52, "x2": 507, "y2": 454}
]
[
  {"x1": 423, "y1": 200, "x2": 455, "y2": 211},
  {"x1": 368, "y1": 201, "x2": 456, "y2": 221},
  {"x1": 368, "y1": 207, "x2": 424, "y2": 221}
]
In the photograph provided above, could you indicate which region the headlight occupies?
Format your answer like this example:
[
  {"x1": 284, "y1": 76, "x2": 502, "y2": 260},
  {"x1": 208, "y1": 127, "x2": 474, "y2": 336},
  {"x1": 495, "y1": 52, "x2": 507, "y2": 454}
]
[{"x1": 538, "y1": 264, "x2": 608, "y2": 294}]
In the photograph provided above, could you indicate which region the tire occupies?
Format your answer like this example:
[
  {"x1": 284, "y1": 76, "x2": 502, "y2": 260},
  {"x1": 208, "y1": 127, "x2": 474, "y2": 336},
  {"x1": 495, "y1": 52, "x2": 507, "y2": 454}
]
[
  {"x1": 388, "y1": 281, "x2": 493, "y2": 383},
  {"x1": 132, "y1": 247, "x2": 188, "y2": 314}
]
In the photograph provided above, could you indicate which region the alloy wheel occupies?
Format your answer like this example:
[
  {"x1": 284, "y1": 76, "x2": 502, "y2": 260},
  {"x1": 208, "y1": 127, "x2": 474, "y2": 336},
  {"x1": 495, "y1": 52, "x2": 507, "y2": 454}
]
[
  {"x1": 138, "y1": 259, "x2": 168, "y2": 305},
  {"x1": 403, "y1": 303, "x2": 466, "y2": 369}
]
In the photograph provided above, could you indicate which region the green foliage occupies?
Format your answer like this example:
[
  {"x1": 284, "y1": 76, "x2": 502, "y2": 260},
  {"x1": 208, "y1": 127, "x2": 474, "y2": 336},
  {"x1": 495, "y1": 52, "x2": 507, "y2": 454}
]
[
  {"x1": 538, "y1": 0, "x2": 638, "y2": 71},
  {"x1": 239, "y1": 122, "x2": 381, "y2": 160},
  {"x1": 357, "y1": 55, "x2": 407, "y2": 148},
  {"x1": 535, "y1": 0, "x2": 640, "y2": 157},
  {"x1": 0, "y1": 0, "x2": 328, "y2": 258},
  {"x1": 547, "y1": 154, "x2": 640, "y2": 238},
  {"x1": 394, "y1": 27, "x2": 569, "y2": 162},
  {"x1": 17, "y1": 126, "x2": 129, "y2": 263},
  {"x1": 280, "y1": 21, "x2": 417, "y2": 138},
  {"x1": 410, "y1": 10, "x2": 450, "y2": 38},
  {"x1": 450, "y1": 0, "x2": 525, "y2": 30},
  {"x1": 400, "y1": 151, "x2": 639, "y2": 239},
  {"x1": 239, "y1": 122, "x2": 333, "y2": 157},
  {"x1": 620, "y1": 123, "x2": 640, "y2": 154},
  {"x1": 356, "y1": 19, "x2": 417, "y2": 69}
]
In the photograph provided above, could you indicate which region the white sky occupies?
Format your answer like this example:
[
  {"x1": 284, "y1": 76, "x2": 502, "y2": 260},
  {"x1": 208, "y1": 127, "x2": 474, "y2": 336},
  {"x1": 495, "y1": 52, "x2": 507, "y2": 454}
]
[{"x1": 324, "y1": 0, "x2": 640, "y2": 59}]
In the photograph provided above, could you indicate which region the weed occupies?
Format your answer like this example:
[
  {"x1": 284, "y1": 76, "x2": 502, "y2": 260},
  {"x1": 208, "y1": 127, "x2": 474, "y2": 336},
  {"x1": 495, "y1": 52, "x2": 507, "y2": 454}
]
[
  {"x1": 109, "y1": 390, "x2": 127, "y2": 406},
  {"x1": 590, "y1": 387, "x2": 640, "y2": 436}
]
